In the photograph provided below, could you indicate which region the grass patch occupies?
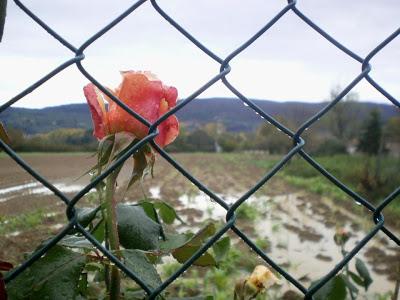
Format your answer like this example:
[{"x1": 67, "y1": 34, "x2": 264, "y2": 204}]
[
  {"x1": 283, "y1": 175, "x2": 348, "y2": 201},
  {"x1": 236, "y1": 202, "x2": 260, "y2": 220},
  {"x1": 234, "y1": 153, "x2": 400, "y2": 218},
  {"x1": 162, "y1": 245, "x2": 263, "y2": 299},
  {"x1": 0, "y1": 209, "x2": 52, "y2": 235}
]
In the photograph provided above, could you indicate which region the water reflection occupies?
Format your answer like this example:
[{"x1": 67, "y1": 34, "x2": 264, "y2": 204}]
[{"x1": 168, "y1": 188, "x2": 398, "y2": 296}]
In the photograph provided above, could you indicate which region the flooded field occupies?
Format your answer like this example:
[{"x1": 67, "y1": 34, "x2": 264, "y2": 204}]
[{"x1": 0, "y1": 152, "x2": 399, "y2": 298}]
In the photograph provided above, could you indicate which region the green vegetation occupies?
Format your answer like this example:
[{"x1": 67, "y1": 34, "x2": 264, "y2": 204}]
[
  {"x1": 5, "y1": 127, "x2": 96, "y2": 152},
  {"x1": 161, "y1": 245, "x2": 273, "y2": 299},
  {"x1": 358, "y1": 109, "x2": 383, "y2": 155},
  {"x1": 2, "y1": 100, "x2": 397, "y2": 135},
  {"x1": 252, "y1": 154, "x2": 400, "y2": 217},
  {"x1": 0, "y1": 209, "x2": 52, "y2": 235},
  {"x1": 236, "y1": 202, "x2": 260, "y2": 221}
]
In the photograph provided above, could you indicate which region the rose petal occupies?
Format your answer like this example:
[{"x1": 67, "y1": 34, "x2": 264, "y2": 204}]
[
  {"x1": 85, "y1": 71, "x2": 179, "y2": 148},
  {"x1": 83, "y1": 84, "x2": 107, "y2": 140},
  {"x1": 121, "y1": 70, "x2": 159, "y2": 81},
  {"x1": 156, "y1": 115, "x2": 179, "y2": 147},
  {"x1": 163, "y1": 85, "x2": 178, "y2": 108},
  {"x1": 110, "y1": 72, "x2": 164, "y2": 139},
  {"x1": 154, "y1": 98, "x2": 179, "y2": 147}
]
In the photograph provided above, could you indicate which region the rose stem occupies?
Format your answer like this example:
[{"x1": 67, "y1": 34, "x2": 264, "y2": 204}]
[{"x1": 105, "y1": 170, "x2": 121, "y2": 300}]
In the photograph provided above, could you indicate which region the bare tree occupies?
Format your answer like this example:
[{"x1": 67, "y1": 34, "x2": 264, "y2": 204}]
[
  {"x1": 327, "y1": 85, "x2": 360, "y2": 142},
  {"x1": 203, "y1": 122, "x2": 225, "y2": 152}
]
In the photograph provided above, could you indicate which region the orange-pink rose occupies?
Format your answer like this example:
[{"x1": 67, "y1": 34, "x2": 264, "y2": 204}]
[{"x1": 83, "y1": 71, "x2": 179, "y2": 147}]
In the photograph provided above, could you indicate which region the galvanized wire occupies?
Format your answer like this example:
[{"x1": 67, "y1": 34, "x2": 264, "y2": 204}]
[{"x1": 1, "y1": 0, "x2": 399, "y2": 299}]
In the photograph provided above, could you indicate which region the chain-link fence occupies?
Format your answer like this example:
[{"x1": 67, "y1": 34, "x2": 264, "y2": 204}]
[{"x1": 1, "y1": 0, "x2": 399, "y2": 299}]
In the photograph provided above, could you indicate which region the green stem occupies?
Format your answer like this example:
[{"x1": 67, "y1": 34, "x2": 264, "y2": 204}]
[
  {"x1": 105, "y1": 170, "x2": 121, "y2": 300},
  {"x1": 95, "y1": 187, "x2": 111, "y2": 291},
  {"x1": 341, "y1": 246, "x2": 355, "y2": 300}
]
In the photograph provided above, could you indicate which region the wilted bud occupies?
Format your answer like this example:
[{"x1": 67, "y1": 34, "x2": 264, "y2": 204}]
[
  {"x1": 248, "y1": 265, "x2": 279, "y2": 290},
  {"x1": 334, "y1": 228, "x2": 350, "y2": 246},
  {"x1": 234, "y1": 265, "x2": 280, "y2": 300}
]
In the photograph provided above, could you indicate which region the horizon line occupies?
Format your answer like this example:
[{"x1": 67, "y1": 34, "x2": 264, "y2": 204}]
[{"x1": 8, "y1": 97, "x2": 396, "y2": 110}]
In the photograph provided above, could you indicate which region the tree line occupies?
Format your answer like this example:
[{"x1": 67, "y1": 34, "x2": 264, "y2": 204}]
[{"x1": 4, "y1": 88, "x2": 399, "y2": 156}]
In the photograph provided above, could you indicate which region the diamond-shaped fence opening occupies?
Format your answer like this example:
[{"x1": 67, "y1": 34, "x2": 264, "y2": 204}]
[{"x1": 1, "y1": 0, "x2": 399, "y2": 299}]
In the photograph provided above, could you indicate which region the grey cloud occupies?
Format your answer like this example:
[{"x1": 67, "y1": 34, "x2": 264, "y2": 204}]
[{"x1": 1, "y1": 0, "x2": 398, "y2": 106}]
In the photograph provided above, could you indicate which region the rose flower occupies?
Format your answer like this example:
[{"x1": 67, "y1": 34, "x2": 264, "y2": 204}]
[
  {"x1": 234, "y1": 265, "x2": 280, "y2": 299},
  {"x1": 83, "y1": 71, "x2": 179, "y2": 147}
]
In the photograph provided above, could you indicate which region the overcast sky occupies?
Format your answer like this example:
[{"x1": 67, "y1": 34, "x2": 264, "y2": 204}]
[{"x1": 0, "y1": 0, "x2": 399, "y2": 108}]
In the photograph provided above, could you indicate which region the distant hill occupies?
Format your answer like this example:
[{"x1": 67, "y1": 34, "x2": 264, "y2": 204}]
[
  {"x1": 0, "y1": 104, "x2": 92, "y2": 135},
  {"x1": 1, "y1": 98, "x2": 398, "y2": 134}
]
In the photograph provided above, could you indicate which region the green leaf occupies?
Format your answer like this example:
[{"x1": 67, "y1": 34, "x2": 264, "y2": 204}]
[
  {"x1": 126, "y1": 149, "x2": 148, "y2": 190},
  {"x1": 154, "y1": 202, "x2": 177, "y2": 224},
  {"x1": 78, "y1": 135, "x2": 114, "y2": 181},
  {"x1": 355, "y1": 258, "x2": 372, "y2": 290},
  {"x1": 139, "y1": 201, "x2": 158, "y2": 223},
  {"x1": 140, "y1": 200, "x2": 185, "y2": 225},
  {"x1": 91, "y1": 218, "x2": 105, "y2": 243},
  {"x1": 212, "y1": 236, "x2": 230, "y2": 263},
  {"x1": 170, "y1": 223, "x2": 217, "y2": 266},
  {"x1": 160, "y1": 233, "x2": 190, "y2": 251},
  {"x1": 172, "y1": 245, "x2": 217, "y2": 267},
  {"x1": 159, "y1": 224, "x2": 218, "y2": 266},
  {"x1": 0, "y1": 122, "x2": 11, "y2": 147},
  {"x1": 7, "y1": 245, "x2": 86, "y2": 300},
  {"x1": 59, "y1": 235, "x2": 93, "y2": 250},
  {"x1": 311, "y1": 275, "x2": 347, "y2": 300},
  {"x1": 124, "y1": 289, "x2": 147, "y2": 300},
  {"x1": 122, "y1": 249, "x2": 162, "y2": 290},
  {"x1": 117, "y1": 204, "x2": 162, "y2": 250},
  {"x1": 348, "y1": 271, "x2": 364, "y2": 287},
  {"x1": 188, "y1": 223, "x2": 216, "y2": 246},
  {"x1": 76, "y1": 206, "x2": 101, "y2": 228},
  {"x1": 342, "y1": 274, "x2": 358, "y2": 295},
  {"x1": 144, "y1": 252, "x2": 161, "y2": 265},
  {"x1": 84, "y1": 262, "x2": 103, "y2": 273},
  {"x1": 97, "y1": 134, "x2": 115, "y2": 169},
  {"x1": 77, "y1": 272, "x2": 88, "y2": 296}
]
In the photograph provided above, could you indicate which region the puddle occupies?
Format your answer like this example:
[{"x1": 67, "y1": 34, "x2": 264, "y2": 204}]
[
  {"x1": 162, "y1": 188, "x2": 399, "y2": 296},
  {"x1": 0, "y1": 181, "x2": 88, "y2": 203},
  {"x1": 5, "y1": 231, "x2": 21, "y2": 238},
  {"x1": 254, "y1": 194, "x2": 398, "y2": 295},
  {"x1": 149, "y1": 186, "x2": 161, "y2": 199},
  {"x1": 0, "y1": 182, "x2": 40, "y2": 195},
  {"x1": 2, "y1": 179, "x2": 397, "y2": 296},
  {"x1": 178, "y1": 192, "x2": 230, "y2": 220},
  {"x1": 49, "y1": 223, "x2": 64, "y2": 231}
]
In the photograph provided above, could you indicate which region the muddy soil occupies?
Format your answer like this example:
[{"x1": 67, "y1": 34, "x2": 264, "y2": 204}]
[
  {"x1": 1, "y1": 152, "x2": 277, "y2": 261},
  {"x1": 1, "y1": 152, "x2": 399, "y2": 297}
]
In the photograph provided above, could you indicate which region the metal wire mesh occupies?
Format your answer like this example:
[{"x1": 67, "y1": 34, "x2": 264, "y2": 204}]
[{"x1": 1, "y1": 0, "x2": 399, "y2": 299}]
